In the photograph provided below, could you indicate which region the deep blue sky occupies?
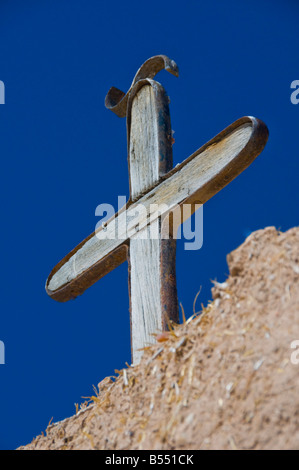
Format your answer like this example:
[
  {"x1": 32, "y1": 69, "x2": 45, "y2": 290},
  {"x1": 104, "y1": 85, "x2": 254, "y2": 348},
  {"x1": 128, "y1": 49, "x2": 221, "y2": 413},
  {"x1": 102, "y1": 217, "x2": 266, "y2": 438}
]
[{"x1": 0, "y1": 0, "x2": 298, "y2": 450}]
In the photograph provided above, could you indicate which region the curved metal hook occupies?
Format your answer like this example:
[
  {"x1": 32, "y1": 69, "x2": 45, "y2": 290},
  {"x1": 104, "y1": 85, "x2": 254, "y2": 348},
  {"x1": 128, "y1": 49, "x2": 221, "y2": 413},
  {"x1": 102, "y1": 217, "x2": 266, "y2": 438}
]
[{"x1": 105, "y1": 55, "x2": 179, "y2": 118}]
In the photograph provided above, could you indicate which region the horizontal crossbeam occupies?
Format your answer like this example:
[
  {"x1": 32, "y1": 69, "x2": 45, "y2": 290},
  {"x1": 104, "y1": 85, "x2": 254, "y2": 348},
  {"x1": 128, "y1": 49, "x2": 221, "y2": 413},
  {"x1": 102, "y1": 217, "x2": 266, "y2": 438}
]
[{"x1": 46, "y1": 116, "x2": 268, "y2": 302}]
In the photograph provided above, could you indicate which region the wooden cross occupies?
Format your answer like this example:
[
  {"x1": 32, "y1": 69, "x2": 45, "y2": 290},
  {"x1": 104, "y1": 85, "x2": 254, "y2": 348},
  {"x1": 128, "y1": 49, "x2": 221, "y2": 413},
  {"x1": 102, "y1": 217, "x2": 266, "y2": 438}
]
[{"x1": 46, "y1": 55, "x2": 268, "y2": 364}]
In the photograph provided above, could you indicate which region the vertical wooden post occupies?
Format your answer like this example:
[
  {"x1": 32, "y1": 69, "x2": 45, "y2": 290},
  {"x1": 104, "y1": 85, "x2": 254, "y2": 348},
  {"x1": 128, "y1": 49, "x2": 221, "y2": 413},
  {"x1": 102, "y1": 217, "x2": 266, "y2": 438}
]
[{"x1": 127, "y1": 81, "x2": 179, "y2": 364}]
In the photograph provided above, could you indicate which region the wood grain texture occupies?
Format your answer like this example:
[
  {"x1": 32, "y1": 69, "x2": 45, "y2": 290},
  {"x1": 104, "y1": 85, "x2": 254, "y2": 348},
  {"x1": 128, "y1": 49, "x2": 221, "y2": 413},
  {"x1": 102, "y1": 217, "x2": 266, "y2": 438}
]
[
  {"x1": 129, "y1": 85, "x2": 162, "y2": 363},
  {"x1": 128, "y1": 83, "x2": 178, "y2": 364},
  {"x1": 129, "y1": 85, "x2": 159, "y2": 199},
  {"x1": 130, "y1": 223, "x2": 162, "y2": 364},
  {"x1": 46, "y1": 116, "x2": 268, "y2": 302}
]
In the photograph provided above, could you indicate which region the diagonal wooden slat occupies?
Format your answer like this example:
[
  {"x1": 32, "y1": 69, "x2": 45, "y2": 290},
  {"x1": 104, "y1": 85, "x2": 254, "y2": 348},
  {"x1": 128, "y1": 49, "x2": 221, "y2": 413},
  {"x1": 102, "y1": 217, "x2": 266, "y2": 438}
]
[{"x1": 46, "y1": 116, "x2": 268, "y2": 301}]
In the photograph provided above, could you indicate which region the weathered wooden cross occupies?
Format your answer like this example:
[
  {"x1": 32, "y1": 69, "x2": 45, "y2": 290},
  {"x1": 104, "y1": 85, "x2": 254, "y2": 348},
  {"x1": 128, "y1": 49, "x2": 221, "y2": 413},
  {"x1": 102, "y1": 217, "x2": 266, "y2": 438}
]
[{"x1": 46, "y1": 55, "x2": 268, "y2": 364}]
